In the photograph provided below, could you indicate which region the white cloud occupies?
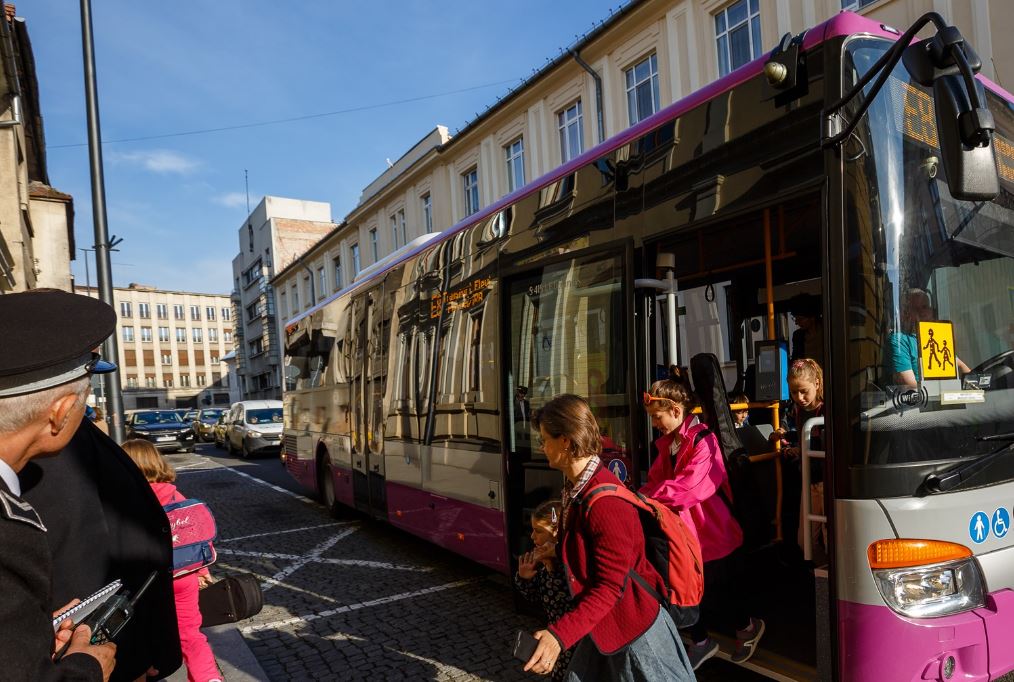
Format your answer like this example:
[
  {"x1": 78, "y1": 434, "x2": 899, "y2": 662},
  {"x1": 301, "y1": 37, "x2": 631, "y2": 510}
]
[
  {"x1": 213, "y1": 192, "x2": 249, "y2": 209},
  {"x1": 111, "y1": 149, "x2": 200, "y2": 175}
]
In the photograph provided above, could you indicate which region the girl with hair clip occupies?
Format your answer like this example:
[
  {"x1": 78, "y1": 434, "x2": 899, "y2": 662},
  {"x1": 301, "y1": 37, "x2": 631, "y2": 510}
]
[
  {"x1": 640, "y1": 378, "x2": 765, "y2": 671},
  {"x1": 121, "y1": 439, "x2": 222, "y2": 682},
  {"x1": 515, "y1": 500, "x2": 571, "y2": 680},
  {"x1": 770, "y1": 358, "x2": 826, "y2": 556}
]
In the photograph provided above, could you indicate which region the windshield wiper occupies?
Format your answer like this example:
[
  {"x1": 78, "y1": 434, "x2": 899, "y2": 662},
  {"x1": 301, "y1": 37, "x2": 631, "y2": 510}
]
[{"x1": 924, "y1": 442, "x2": 1014, "y2": 492}]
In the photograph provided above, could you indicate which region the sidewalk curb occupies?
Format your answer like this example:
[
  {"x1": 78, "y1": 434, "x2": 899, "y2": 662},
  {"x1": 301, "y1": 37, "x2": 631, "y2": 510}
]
[{"x1": 165, "y1": 623, "x2": 269, "y2": 681}]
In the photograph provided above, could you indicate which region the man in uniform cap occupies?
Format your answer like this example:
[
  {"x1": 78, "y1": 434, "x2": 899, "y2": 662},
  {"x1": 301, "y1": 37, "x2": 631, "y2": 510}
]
[
  {"x1": 18, "y1": 295, "x2": 183, "y2": 680},
  {"x1": 0, "y1": 289, "x2": 118, "y2": 680}
]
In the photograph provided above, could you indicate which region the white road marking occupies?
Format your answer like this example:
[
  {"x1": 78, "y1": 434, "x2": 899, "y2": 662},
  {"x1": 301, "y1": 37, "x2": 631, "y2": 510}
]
[
  {"x1": 241, "y1": 578, "x2": 479, "y2": 633},
  {"x1": 215, "y1": 562, "x2": 339, "y2": 604},
  {"x1": 216, "y1": 548, "x2": 300, "y2": 560},
  {"x1": 315, "y1": 558, "x2": 433, "y2": 572},
  {"x1": 260, "y1": 527, "x2": 358, "y2": 592},
  {"x1": 221, "y1": 521, "x2": 357, "y2": 543},
  {"x1": 182, "y1": 454, "x2": 318, "y2": 505}
]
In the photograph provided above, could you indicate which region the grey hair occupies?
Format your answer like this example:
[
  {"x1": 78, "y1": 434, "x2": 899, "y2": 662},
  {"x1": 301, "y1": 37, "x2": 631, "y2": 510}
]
[{"x1": 0, "y1": 376, "x2": 91, "y2": 434}]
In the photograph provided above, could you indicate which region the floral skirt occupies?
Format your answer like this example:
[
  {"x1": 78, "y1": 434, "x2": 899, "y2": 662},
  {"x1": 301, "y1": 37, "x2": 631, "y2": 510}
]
[{"x1": 564, "y1": 607, "x2": 696, "y2": 681}]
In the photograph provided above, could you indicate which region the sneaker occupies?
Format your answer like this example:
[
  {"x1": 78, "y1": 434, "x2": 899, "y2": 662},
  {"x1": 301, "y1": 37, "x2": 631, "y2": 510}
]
[
  {"x1": 686, "y1": 638, "x2": 720, "y2": 671},
  {"x1": 731, "y1": 617, "x2": 766, "y2": 664}
]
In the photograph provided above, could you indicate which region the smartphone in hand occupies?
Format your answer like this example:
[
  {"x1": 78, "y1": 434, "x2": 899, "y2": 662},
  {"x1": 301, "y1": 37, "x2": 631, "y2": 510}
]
[{"x1": 512, "y1": 630, "x2": 539, "y2": 662}]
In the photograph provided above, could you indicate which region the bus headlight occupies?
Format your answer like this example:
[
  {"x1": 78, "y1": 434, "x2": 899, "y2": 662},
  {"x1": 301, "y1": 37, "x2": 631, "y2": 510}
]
[
  {"x1": 869, "y1": 539, "x2": 986, "y2": 618},
  {"x1": 873, "y1": 559, "x2": 984, "y2": 618}
]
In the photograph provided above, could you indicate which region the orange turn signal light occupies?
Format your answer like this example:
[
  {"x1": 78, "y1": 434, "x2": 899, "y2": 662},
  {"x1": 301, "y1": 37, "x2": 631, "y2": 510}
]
[{"x1": 868, "y1": 539, "x2": 972, "y2": 570}]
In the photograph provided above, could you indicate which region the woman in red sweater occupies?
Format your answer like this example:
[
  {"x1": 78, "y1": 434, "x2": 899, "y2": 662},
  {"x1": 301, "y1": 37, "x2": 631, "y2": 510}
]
[{"x1": 522, "y1": 394, "x2": 695, "y2": 681}]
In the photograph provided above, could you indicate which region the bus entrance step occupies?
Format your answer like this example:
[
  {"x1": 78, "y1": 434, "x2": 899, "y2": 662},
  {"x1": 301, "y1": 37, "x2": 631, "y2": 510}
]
[{"x1": 707, "y1": 633, "x2": 818, "y2": 682}]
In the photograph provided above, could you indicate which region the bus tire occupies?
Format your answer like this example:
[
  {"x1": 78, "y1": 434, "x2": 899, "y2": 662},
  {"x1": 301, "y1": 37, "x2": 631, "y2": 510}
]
[{"x1": 317, "y1": 453, "x2": 338, "y2": 517}]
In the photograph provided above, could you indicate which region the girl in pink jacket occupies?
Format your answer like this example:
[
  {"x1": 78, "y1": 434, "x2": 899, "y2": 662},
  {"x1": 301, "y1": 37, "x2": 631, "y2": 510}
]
[
  {"x1": 122, "y1": 440, "x2": 221, "y2": 682},
  {"x1": 640, "y1": 378, "x2": 765, "y2": 671}
]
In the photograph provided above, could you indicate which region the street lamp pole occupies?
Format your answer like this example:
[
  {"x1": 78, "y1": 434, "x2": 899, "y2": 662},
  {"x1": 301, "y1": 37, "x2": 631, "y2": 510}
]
[{"x1": 79, "y1": 0, "x2": 125, "y2": 442}]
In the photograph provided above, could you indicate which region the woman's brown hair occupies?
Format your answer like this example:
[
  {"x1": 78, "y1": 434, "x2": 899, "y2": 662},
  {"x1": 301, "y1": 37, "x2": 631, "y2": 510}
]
[
  {"x1": 121, "y1": 438, "x2": 176, "y2": 483},
  {"x1": 532, "y1": 394, "x2": 602, "y2": 459}
]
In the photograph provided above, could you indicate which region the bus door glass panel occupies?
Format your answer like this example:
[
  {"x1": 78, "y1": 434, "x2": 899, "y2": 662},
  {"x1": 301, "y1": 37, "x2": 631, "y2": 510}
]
[
  {"x1": 506, "y1": 252, "x2": 630, "y2": 552},
  {"x1": 349, "y1": 294, "x2": 370, "y2": 510},
  {"x1": 364, "y1": 285, "x2": 388, "y2": 515}
]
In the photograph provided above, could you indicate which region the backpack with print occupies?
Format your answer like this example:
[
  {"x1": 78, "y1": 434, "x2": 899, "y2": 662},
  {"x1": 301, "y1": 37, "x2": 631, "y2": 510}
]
[
  {"x1": 163, "y1": 497, "x2": 218, "y2": 577},
  {"x1": 580, "y1": 483, "x2": 704, "y2": 627}
]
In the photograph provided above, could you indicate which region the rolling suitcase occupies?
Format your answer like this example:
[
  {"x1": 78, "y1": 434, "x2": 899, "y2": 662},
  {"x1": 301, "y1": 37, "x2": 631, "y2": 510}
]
[{"x1": 199, "y1": 574, "x2": 263, "y2": 627}]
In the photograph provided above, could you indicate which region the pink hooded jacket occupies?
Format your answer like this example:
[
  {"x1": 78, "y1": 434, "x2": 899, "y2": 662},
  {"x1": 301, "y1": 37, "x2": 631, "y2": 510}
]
[{"x1": 640, "y1": 419, "x2": 743, "y2": 563}]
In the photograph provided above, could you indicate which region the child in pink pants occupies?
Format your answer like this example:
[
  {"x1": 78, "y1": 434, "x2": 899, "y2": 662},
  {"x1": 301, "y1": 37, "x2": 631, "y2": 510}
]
[{"x1": 122, "y1": 439, "x2": 222, "y2": 682}]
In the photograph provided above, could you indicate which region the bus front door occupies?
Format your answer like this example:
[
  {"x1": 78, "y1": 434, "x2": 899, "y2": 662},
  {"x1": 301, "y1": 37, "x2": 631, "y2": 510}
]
[{"x1": 351, "y1": 285, "x2": 389, "y2": 519}]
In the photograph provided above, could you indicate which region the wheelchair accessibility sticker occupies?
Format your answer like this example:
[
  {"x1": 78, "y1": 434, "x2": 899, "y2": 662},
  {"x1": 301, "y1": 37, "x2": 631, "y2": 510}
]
[
  {"x1": 970, "y1": 511, "x2": 990, "y2": 544},
  {"x1": 993, "y1": 507, "x2": 1010, "y2": 539}
]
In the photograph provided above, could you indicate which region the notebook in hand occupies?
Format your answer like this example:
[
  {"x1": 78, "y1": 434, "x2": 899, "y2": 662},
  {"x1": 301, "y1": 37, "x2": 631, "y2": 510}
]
[{"x1": 51, "y1": 579, "x2": 122, "y2": 632}]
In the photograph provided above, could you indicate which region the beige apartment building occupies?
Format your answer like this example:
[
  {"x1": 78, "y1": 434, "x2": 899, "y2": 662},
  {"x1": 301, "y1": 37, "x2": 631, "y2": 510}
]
[
  {"x1": 0, "y1": 4, "x2": 75, "y2": 293},
  {"x1": 271, "y1": 0, "x2": 1012, "y2": 315},
  {"x1": 82, "y1": 284, "x2": 234, "y2": 410}
]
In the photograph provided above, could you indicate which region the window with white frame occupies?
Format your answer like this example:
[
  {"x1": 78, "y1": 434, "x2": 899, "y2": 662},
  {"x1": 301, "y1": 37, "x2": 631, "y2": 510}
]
[
  {"x1": 318, "y1": 267, "x2": 326, "y2": 300},
  {"x1": 193, "y1": 328, "x2": 203, "y2": 343},
  {"x1": 222, "y1": 307, "x2": 231, "y2": 321},
  {"x1": 158, "y1": 326, "x2": 170, "y2": 342},
  {"x1": 180, "y1": 374, "x2": 191, "y2": 387},
  {"x1": 558, "y1": 101, "x2": 584, "y2": 163},
  {"x1": 333, "y1": 255, "x2": 343, "y2": 290},
  {"x1": 206, "y1": 306, "x2": 215, "y2": 321},
  {"x1": 369, "y1": 228, "x2": 378, "y2": 262},
  {"x1": 279, "y1": 291, "x2": 287, "y2": 319},
  {"x1": 211, "y1": 353, "x2": 220, "y2": 364},
  {"x1": 141, "y1": 327, "x2": 152, "y2": 343},
  {"x1": 197, "y1": 374, "x2": 207, "y2": 387},
  {"x1": 161, "y1": 353, "x2": 172, "y2": 365},
  {"x1": 391, "y1": 210, "x2": 407, "y2": 250},
  {"x1": 209, "y1": 328, "x2": 218, "y2": 342},
  {"x1": 122, "y1": 327, "x2": 134, "y2": 342},
  {"x1": 156, "y1": 303, "x2": 168, "y2": 320},
  {"x1": 127, "y1": 376, "x2": 138, "y2": 388},
  {"x1": 291, "y1": 285, "x2": 299, "y2": 311},
  {"x1": 421, "y1": 194, "x2": 433, "y2": 233},
  {"x1": 138, "y1": 303, "x2": 150, "y2": 319},
  {"x1": 715, "y1": 0, "x2": 761, "y2": 77},
  {"x1": 351, "y1": 243, "x2": 361, "y2": 276},
  {"x1": 303, "y1": 276, "x2": 312, "y2": 308},
  {"x1": 120, "y1": 302, "x2": 132, "y2": 318},
  {"x1": 173, "y1": 304, "x2": 184, "y2": 320},
  {"x1": 625, "y1": 54, "x2": 660, "y2": 125},
  {"x1": 223, "y1": 330, "x2": 232, "y2": 343},
  {"x1": 145, "y1": 376, "x2": 156, "y2": 388},
  {"x1": 505, "y1": 138, "x2": 525, "y2": 193},
  {"x1": 175, "y1": 328, "x2": 186, "y2": 343},
  {"x1": 190, "y1": 305, "x2": 201, "y2": 321},
  {"x1": 463, "y1": 168, "x2": 479, "y2": 216},
  {"x1": 163, "y1": 377, "x2": 173, "y2": 388}
]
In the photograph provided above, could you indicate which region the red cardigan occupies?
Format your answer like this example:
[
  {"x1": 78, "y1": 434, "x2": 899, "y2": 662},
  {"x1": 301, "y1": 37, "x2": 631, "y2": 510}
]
[{"x1": 548, "y1": 465, "x2": 664, "y2": 654}]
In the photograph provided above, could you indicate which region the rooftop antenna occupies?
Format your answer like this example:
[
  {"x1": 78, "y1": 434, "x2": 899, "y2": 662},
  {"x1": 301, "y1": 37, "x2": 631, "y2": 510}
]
[{"x1": 244, "y1": 169, "x2": 250, "y2": 213}]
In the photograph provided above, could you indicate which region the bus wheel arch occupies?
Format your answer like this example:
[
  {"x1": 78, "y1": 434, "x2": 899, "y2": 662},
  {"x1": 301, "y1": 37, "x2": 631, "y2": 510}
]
[{"x1": 316, "y1": 444, "x2": 338, "y2": 515}]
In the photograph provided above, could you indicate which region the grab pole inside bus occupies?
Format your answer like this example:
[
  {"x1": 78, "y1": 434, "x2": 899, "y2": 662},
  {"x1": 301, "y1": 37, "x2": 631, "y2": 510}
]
[{"x1": 764, "y1": 207, "x2": 784, "y2": 542}]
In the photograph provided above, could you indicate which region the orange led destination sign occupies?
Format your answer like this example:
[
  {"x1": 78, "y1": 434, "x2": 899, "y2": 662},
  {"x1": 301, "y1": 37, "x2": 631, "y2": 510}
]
[{"x1": 430, "y1": 276, "x2": 493, "y2": 318}]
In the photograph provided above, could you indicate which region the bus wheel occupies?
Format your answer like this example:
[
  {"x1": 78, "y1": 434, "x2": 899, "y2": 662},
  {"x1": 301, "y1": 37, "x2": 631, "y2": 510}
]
[{"x1": 318, "y1": 456, "x2": 338, "y2": 517}]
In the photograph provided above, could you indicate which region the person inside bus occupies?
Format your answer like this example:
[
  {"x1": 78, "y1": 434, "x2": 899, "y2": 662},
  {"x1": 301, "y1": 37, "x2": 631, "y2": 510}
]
[
  {"x1": 788, "y1": 294, "x2": 825, "y2": 370},
  {"x1": 729, "y1": 391, "x2": 769, "y2": 456},
  {"x1": 515, "y1": 500, "x2": 571, "y2": 681},
  {"x1": 770, "y1": 359, "x2": 826, "y2": 557},
  {"x1": 522, "y1": 394, "x2": 694, "y2": 680},
  {"x1": 886, "y1": 288, "x2": 969, "y2": 388},
  {"x1": 640, "y1": 379, "x2": 765, "y2": 670}
]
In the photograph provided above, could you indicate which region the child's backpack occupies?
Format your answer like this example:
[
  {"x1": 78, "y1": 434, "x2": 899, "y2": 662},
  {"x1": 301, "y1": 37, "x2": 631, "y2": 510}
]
[
  {"x1": 580, "y1": 483, "x2": 704, "y2": 627},
  {"x1": 162, "y1": 497, "x2": 218, "y2": 577}
]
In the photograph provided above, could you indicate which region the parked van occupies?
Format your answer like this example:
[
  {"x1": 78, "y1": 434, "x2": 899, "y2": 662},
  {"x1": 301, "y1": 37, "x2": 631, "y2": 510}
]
[{"x1": 225, "y1": 399, "x2": 283, "y2": 459}]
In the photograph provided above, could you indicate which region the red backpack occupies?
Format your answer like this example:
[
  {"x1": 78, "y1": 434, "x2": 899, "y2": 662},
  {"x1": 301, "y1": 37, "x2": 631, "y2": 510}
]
[{"x1": 581, "y1": 483, "x2": 704, "y2": 627}]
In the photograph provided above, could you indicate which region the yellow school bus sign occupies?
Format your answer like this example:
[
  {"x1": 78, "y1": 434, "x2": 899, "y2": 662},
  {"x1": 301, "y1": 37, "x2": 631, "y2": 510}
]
[{"x1": 918, "y1": 320, "x2": 959, "y2": 379}]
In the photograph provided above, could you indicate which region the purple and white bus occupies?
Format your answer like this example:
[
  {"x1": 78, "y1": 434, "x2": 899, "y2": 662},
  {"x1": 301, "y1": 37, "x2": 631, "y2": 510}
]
[{"x1": 282, "y1": 11, "x2": 1014, "y2": 680}]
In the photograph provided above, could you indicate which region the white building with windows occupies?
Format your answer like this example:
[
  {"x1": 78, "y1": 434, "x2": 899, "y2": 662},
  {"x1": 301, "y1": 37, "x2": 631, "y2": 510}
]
[
  {"x1": 269, "y1": 0, "x2": 1010, "y2": 323},
  {"x1": 80, "y1": 284, "x2": 233, "y2": 410},
  {"x1": 230, "y1": 196, "x2": 336, "y2": 400}
]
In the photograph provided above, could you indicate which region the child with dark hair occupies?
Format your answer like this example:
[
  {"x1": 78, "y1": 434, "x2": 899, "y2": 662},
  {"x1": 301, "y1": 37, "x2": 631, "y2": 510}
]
[
  {"x1": 515, "y1": 500, "x2": 570, "y2": 680},
  {"x1": 641, "y1": 379, "x2": 764, "y2": 670}
]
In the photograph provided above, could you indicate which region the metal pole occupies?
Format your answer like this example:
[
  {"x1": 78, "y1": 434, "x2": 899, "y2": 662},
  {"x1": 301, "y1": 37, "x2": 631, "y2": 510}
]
[{"x1": 80, "y1": 0, "x2": 125, "y2": 442}]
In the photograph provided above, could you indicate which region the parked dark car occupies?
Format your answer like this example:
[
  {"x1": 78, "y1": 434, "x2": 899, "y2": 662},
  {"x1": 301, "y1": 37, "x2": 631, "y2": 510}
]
[
  {"x1": 192, "y1": 408, "x2": 225, "y2": 442},
  {"x1": 126, "y1": 410, "x2": 196, "y2": 452}
]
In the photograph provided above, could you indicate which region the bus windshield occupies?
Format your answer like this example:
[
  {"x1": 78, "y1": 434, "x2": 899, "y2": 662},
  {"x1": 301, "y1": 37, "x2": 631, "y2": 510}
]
[{"x1": 845, "y1": 38, "x2": 1014, "y2": 494}]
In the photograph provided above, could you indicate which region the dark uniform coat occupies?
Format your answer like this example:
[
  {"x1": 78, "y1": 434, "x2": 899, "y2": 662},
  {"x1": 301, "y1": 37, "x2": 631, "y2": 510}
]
[
  {"x1": 21, "y1": 420, "x2": 182, "y2": 681},
  {"x1": 0, "y1": 476, "x2": 102, "y2": 681}
]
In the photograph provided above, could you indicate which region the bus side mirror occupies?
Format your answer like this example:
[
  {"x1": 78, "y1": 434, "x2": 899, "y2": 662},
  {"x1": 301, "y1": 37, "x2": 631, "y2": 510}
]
[{"x1": 903, "y1": 28, "x2": 999, "y2": 201}]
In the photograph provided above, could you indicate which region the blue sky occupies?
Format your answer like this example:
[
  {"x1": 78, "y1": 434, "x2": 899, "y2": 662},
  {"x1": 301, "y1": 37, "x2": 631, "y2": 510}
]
[{"x1": 24, "y1": 1, "x2": 623, "y2": 294}]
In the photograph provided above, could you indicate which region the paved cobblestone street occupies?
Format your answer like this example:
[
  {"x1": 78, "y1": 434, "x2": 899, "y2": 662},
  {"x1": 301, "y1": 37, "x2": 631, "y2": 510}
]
[{"x1": 167, "y1": 443, "x2": 762, "y2": 681}]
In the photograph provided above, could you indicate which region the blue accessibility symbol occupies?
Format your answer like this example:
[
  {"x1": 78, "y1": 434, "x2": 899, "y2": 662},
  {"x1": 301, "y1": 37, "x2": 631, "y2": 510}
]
[
  {"x1": 969, "y1": 511, "x2": 990, "y2": 544},
  {"x1": 993, "y1": 507, "x2": 1010, "y2": 539},
  {"x1": 607, "y1": 458, "x2": 628, "y2": 483}
]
